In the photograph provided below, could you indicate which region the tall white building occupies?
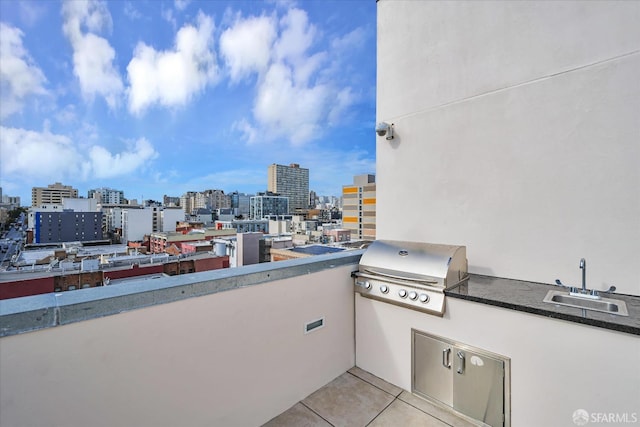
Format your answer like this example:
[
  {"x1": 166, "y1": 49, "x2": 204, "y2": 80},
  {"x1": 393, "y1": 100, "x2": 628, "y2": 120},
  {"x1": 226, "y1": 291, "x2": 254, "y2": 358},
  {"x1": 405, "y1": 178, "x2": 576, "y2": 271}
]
[
  {"x1": 160, "y1": 208, "x2": 183, "y2": 233},
  {"x1": 121, "y1": 208, "x2": 153, "y2": 243}
]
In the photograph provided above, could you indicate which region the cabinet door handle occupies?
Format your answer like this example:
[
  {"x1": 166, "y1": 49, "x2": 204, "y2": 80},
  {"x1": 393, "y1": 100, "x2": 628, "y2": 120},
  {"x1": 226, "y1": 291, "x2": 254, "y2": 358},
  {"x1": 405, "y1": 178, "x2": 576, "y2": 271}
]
[
  {"x1": 456, "y1": 351, "x2": 465, "y2": 374},
  {"x1": 442, "y1": 348, "x2": 451, "y2": 368}
]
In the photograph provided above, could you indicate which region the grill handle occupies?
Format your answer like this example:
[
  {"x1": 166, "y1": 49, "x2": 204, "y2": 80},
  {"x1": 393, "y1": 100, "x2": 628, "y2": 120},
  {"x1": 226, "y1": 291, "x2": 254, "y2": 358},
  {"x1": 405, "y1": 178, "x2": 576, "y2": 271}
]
[{"x1": 362, "y1": 268, "x2": 439, "y2": 285}]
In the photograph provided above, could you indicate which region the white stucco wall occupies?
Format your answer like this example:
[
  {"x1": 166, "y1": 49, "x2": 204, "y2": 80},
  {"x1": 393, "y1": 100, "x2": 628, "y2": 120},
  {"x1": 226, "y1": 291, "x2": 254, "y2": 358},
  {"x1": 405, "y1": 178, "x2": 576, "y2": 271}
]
[
  {"x1": 367, "y1": 2, "x2": 640, "y2": 425},
  {"x1": 122, "y1": 208, "x2": 153, "y2": 243},
  {"x1": 376, "y1": 1, "x2": 640, "y2": 295},
  {"x1": 0, "y1": 264, "x2": 356, "y2": 427},
  {"x1": 160, "y1": 208, "x2": 184, "y2": 232},
  {"x1": 356, "y1": 295, "x2": 640, "y2": 427}
]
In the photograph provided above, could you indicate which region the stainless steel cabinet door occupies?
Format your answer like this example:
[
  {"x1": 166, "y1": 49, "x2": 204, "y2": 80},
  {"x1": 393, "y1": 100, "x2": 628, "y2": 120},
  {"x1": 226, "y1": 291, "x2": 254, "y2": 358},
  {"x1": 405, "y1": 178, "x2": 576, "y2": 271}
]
[
  {"x1": 453, "y1": 348, "x2": 504, "y2": 427},
  {"x1": 413, "y1": 332, "x2": 453, "y2": 406}
]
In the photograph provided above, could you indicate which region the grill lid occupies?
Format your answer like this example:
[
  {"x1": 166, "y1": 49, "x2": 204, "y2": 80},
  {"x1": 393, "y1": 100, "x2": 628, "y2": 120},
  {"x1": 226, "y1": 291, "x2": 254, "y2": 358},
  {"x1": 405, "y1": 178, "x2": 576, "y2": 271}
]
[{"x1": 358, "y1": 240, "x2": 468, "y2": 289}]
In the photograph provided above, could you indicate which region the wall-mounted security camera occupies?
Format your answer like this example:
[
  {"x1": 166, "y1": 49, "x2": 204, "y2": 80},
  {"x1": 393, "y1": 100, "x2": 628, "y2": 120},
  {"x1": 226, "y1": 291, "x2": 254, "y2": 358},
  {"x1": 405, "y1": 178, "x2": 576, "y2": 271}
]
[{"x1": 375, "y1": 122, "x2": 394, "y2": 140}]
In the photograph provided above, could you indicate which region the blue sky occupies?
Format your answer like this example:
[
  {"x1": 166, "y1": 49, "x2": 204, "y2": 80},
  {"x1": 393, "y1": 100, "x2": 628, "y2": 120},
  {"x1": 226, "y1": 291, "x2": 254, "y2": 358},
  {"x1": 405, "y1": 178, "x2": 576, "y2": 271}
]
[{"x1": 0, "y1": 0, "x2": 376, "y2": 205}]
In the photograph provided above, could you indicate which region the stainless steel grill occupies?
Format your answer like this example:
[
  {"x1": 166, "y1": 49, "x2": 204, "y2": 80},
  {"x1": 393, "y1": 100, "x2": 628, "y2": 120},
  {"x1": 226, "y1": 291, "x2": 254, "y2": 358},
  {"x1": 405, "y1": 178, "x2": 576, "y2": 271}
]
[{"x1": 353, "y1": 240, "x2": 468, "y2": 316}]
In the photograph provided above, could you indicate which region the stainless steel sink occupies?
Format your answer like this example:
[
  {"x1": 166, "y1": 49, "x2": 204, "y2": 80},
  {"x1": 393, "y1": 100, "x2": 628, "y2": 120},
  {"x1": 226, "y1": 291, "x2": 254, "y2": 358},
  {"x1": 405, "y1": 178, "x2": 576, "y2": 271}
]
[{"x1": 543, "y1": 290, "x2": 629, "y2": 316}]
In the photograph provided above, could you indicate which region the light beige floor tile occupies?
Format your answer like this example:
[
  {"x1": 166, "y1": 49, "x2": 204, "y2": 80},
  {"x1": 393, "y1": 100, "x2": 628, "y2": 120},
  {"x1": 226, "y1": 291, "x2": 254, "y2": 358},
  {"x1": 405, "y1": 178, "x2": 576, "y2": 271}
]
[
  {"x1": 348, "y1": 366, "x2": 403, "y2": 397},
  {"x1": 398, "y1": 391, "x2": 482, "y2": 427},
  {"x1": 302, "y1": 373, "x2": 395, "y2": 427},
  {"x1": 368, "y1": 399, "x2": 450, "y2": 427},
  {"x1": 262, "y1": 402, "x2": 331, "y2": 427}
]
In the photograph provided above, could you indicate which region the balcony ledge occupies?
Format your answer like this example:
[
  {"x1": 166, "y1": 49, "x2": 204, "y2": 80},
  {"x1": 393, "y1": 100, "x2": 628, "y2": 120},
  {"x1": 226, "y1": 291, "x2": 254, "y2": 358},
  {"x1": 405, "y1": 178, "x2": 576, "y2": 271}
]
[{"x1": 0, "y1": 250, "x2": 364, "y2": 337}]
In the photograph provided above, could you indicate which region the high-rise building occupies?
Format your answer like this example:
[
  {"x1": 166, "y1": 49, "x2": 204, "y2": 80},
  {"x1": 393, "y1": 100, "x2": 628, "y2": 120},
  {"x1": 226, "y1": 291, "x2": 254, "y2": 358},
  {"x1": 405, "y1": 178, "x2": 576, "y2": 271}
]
[
  {"x1": 180, "y1": 191, "x2": 199, "y2": 214},
  {"x1": 31, "y1": 183, "x2": 79, "y2": 206},
  {"x1": 230, "y1": 192, "x2": 252, "y2": 218},
  {"x1": 180, "y1": 190, "x2": 230, "y2": 214},
  {"x1": 342, "y1": 174, "x2": 376, "y2": 241},
  {"x1": 163, "y1": 195, "x2": 180, "y2": 207},
  {"x1": 203, "y1": 189, "x2": 231, "y2": 210},
  {"x1": 88, "y1": 187, "x2": 125, "y2": 205},
  {"x1": 309, "y1": 190, "x2": 319, "y2": 209},
  {"x1": 250, "y1": 193, "x2": 289, "y2": 220},
  {"x1": 267, "y1": 163, "x2": 309, "y2": 212}
]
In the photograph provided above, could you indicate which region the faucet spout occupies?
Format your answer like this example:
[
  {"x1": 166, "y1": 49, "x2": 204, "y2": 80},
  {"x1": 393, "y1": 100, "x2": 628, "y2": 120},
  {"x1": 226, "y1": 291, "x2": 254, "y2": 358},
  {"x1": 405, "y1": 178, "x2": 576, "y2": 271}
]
[{"x1": 579, "y1": 258, "x2": 586, "y2": 292}]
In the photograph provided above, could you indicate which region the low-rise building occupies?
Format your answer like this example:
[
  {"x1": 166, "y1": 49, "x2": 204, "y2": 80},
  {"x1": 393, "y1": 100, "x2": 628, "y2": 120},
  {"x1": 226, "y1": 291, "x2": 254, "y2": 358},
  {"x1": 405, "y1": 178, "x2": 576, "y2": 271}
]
[
  {"x1": 323, "y1": 229, "x2": 351, "y2": 243},
  {"x1": 34, "y1": 211, "x2": 103, "y2": 244},
  {"x1": 250, "y1": 193, "x2": 288, "y2": 219},
  {"x1": 88, "y1": 188, "x2": 125, "y2": 205},
  {"x1": 149, "y1": 228, "x2": 236, "y2": 254},
  {"x1": 215, "y1": 219, "x2": 268, "y2": 234}
]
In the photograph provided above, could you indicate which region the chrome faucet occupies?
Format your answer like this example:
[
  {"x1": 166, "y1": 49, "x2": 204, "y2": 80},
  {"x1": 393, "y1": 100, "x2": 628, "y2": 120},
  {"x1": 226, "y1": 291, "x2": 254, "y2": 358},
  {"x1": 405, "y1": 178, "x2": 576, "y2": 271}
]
[
  {"x1": 579, "y1": 258, "x2": 586, "y2": 293},
  {"x1": 555, "y1": 257, "x2": 617, "y2": 299}
]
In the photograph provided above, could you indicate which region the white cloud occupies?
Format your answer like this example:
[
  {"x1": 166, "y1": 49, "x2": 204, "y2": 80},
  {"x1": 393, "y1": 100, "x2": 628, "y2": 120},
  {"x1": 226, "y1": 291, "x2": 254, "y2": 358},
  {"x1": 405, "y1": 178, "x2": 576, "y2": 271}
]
[
  {"x1": 84, "y1": 138, "x2": 158, "y2": 179},
  {"x1": 331, "y1": 27, "x2": 366, "y2": 52},
  {"x1": 127, "y1": 11, "x2": 218, "y2": 115},
  {"x1": 220, "y1": 14, "x2": 276, "y2": 83},
  {"x1": 254, "y1": 62, "x2": 328, "y2": 145},
  {"x1": 0, "y1": 126, "x2": 158, "y2": 182},
  {"x1": 62, "y1": 0, "x2": 123, "y2": 108},
  {"x1": 274, "y1": 8, "x2": 316, "y2": 64},
  {"x1": 161, "y1": 7, "x2": 176, "y2": 30},
  {"x1": 174, "y1": 0, "x2": 191, "y2": 12},
  {"x1": 327, "y1": 87, "x2": 355, "y2": 125},
  {"x1": 0, "y1": 126, "x2": 81, "y2": 179},
  {"x1": 123, "y1": 2, "x2": 142, "y2": 20},
  {"x1": 231, "y1": 118, "x2": 258, "y2": 144},
  {"x1": 0, "y1": 23, "x2": 48, "y2": 119},
  {"x1": 223, "y1": 8, "x2": 360, "y2": 146},
  {"x1": 55, "y1": 104, "x2": 78, "y2": 124}
]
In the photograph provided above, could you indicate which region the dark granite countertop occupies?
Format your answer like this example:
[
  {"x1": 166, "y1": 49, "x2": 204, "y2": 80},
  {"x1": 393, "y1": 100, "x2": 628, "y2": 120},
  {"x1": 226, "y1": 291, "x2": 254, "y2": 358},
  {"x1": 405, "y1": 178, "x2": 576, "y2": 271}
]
[{"x1": 445, "y1": 274, "x2": 640, "y2": 336}]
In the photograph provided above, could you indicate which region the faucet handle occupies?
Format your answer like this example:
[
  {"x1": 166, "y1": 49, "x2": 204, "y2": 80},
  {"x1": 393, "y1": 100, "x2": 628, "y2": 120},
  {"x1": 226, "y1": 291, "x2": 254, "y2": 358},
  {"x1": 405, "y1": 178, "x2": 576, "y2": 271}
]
[
  {"x1": 590, "y1": 285, "x2": 616, "y2": 298},
  {"x1": 555, "y1": 279, "x2": 578, "y2": 294}
]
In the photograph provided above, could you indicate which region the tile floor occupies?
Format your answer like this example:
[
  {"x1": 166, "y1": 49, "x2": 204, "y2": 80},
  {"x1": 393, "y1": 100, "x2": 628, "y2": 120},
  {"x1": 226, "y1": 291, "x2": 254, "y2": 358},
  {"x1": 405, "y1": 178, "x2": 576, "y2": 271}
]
[{"x1": 263, "y1": 366, "x2": 481, "y2": 427}]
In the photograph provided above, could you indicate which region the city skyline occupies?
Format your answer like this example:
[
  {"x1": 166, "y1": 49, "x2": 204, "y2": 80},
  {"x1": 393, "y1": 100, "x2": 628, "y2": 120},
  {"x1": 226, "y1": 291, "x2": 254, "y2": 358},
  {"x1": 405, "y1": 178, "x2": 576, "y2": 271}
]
[{"x1": 0, "y1": 0, "x2": 377, "y2": 204}]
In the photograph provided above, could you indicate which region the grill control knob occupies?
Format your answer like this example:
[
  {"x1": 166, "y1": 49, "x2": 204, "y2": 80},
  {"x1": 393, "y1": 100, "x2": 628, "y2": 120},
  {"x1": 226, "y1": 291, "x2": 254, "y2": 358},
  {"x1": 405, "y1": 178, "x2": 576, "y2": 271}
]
[
  {"x1": 380, "y1": 285, "x2": 389, "y2": 294},
  {"x1": 356, "y1": 280, "x2": 371, "y2": 290},
  {"x1": 398, "y1": 289, "x2": 407, "y2": 298},
  {"x1": 419, "y1": 294, "x2": 430, "y2": 303},
  {"x1": 408, "y1": 291, "x2": 418, "y2": 300}
]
